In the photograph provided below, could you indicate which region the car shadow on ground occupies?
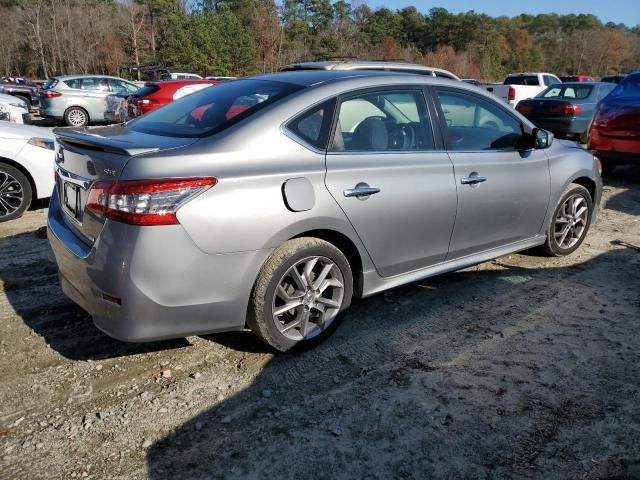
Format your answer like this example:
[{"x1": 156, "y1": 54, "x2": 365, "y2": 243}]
[
  {"x1": 604, "y1": 165, "x2": 640, "y2": 216},
  {"x1": 0, "y1": 229, "x2": 191, "y2": 361},
  {"x1": 146, "y1": 247, "x2": 640, "y2": 479}
]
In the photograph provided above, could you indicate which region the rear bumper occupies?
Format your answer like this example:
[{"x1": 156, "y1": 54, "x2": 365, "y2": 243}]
[
  {"x1": 40, "y1": 103, "x2": 64, "y2": 119},
  {"x1": 47, "y1": 191, "x2": 272, "y2": 342},
  {"x1": 589, "y1": 129, "x2": 640, "y2": 163},
  {"x1": 530, "y1": 117, "x2": 589, "y2": 137}
]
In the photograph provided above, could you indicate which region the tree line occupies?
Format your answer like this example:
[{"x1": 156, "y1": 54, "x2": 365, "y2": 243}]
[{"x1": 1, "y1": 0, "x2": 639, "y2": 82}]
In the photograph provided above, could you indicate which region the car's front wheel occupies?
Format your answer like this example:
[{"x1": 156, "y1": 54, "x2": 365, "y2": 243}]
[
  {"x1": 543, "y1": 184, "x2": 593, "y2": 256},
  {"x1": 0, "y1": 163, "x2": 32, "y2": 222},
  {"x1": 248, "y1": 237, "x2": 353, "y2": 352}
]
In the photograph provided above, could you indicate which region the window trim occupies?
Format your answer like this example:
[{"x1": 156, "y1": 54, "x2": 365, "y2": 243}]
[
  {"x1": 327, "y1": 85, "x2": 438, "y2": 155},
  {"x1": 431, "y1": 86, "x2": 529, "y2": 153}
]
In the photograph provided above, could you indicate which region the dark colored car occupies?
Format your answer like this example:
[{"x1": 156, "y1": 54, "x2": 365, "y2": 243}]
[
  {"x1": 516, "y1": 82, "x2": 616, "y2": 142},
  {"x1": 588, "y1": 72, "x2": 640, "y2": 173},
  {"x1": 127, "y1": 80, "x2": 219, "y2": 118},
  {"x1": 0, "y1": 79, "x2": 39, "y2": 107},
  {"x1": 600, "y1": 75, "x2": 627, "y2": 84},
  {"x1": 560, "y1": 75, "x2": 593, "y2": 83}
]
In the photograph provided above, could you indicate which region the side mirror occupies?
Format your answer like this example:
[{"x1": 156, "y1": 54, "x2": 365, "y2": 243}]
[{"x1": 532, "y1": 128, "x2": 554, "y2": 149}]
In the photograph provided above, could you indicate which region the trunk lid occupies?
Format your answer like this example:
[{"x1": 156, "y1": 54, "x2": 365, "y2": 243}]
[{"x1": 53, "y1": 124, "x2": 198, "y2": 245}]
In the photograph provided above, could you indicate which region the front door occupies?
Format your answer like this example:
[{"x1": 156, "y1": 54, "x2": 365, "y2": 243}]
[
  {"x1": 433, "y1": 88, "x2": 550, "y2": 259},
  {"x1": 324, "y1": 88, "x2": 457, "y2": 277}
]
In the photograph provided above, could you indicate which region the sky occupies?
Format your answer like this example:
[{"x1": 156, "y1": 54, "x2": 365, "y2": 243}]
[{"x1": 367, "y1": 0, "x2": 640, "y2": 28}]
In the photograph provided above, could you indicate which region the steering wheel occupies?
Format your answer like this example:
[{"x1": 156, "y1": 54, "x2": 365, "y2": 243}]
[{"x1": 390, "y1": 124, "x2": 416, "y2": 150}]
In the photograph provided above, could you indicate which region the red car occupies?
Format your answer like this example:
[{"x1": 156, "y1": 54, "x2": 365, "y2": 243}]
[
  {"x1": 128, "y1": 79, "x2": 220, "y2": 117},
  {"x1": 588, "y1": 72, "x2": 640, "y2": 174},
  {"x1": 560, "y1": 75, "x2": 594, "y2": 83}
]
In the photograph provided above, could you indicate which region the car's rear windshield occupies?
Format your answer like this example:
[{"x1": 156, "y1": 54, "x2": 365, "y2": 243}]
[
  {"x1": 504, "y1": 75, "x2": 539, "y2": 86},
  {"x1": 127, "y1": 79, "x2": 303, "y2": 138},
  {"x1": 43, "y1": 78, "x2": 58, "y2": 90},
  {"x1": 134, "y1": 84, "x2": 160, "y2": 97},
  {"x1": 537, "y1": 85, "x2": 593, "y2": 99}
]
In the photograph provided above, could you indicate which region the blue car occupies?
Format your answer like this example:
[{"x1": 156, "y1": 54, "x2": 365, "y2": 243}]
[{"x1": 515, "y1": 82, "x2": 616, "y2": 142}]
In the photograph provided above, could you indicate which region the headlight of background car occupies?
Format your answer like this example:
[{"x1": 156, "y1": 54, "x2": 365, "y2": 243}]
[{"x1": 27, "y1": 137, "x2": 55, "y2": 150}]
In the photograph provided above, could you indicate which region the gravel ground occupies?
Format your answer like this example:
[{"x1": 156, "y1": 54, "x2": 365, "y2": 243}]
[{"x1": 1, "y1": 167, "x2": 639, "y2": 480}]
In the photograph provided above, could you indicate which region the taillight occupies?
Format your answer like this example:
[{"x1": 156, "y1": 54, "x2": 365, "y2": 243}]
[
  {"x1": 550, "y1": 104, "x2": 582, "y2": 116},
  {"x1": 516, "y1": 103, "x2": 533, "y2": 113},
  {"x1": 139, "y1": 98, "x2": 158, "y2": 112},
  {"x1": 43, "y1": 91, "x2": 62, "y2": 98},
  {"x1": 508, "y1": 86, "x2": 516, "y2": 101},
  {"x1": 87, "y1": 178, "x2": 217, "y2": 226}
]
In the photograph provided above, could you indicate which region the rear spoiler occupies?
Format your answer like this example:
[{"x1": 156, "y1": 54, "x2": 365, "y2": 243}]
[{"x1": 54, "y1": 129, "x2": 160, "y2": 157}]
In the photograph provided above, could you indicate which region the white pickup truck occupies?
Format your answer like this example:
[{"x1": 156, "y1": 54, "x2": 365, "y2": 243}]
[{"x1": 483, "y1": 73, "x2": 562, "y2": 108}]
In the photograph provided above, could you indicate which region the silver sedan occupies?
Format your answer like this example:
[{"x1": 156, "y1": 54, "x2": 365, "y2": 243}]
[{"x1": 47, "y1": 71, "x2": 602, "y2": 351}]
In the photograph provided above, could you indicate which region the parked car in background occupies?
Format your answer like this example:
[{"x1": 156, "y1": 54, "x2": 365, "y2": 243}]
[
  {"x1": 516, "y1": 82, "x2": 616, "y2": 143},
  {"x1": 600, "y1": 74, "x2": 627, "y2": 84},
  {"x1": 160, "y1": 72, "x2": 202, "y2": 80},
  {"x1": 48, "y1": 71, "x2": 601, "y2": 352},
  {"x1": 560, "y1": 75, "x2": 593, "y2": 83},
  {"x1": 282, "y1": 60, "x2": 461, "y2": 80},
  {"x1": 0, "y1": 79, "x2": 39, "y2": 107},
  {"x1": 483, "y1": 72, "x2": 562, "y2": 107},
  {"x1": 40, "y1": 75, "x2": 139, "y2": 127},
  {"x1": 0, "y1": 122, "x2": 55, "y2": 222},
  {"x1": 0, "y1": 93, "x2": 29, "y2": 124},
  {"x1": 205, "y1": 76, "x2": 237, "y2": 82},
  {"x1": 126, "y1": 79, "x2": 219, "y2": 118},
  {"x1": 589, "y1": 72, "x2": 640, "y2": 174}
]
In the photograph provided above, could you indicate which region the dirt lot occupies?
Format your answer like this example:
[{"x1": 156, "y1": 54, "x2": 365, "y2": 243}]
[{"x1": 1, "y1": 167, "x2": 639, "y2": 480}]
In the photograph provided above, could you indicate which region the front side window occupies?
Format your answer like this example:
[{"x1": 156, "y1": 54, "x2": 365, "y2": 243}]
[
  {"x1": 110, "y1": 79, "x2": 138, "y2": 94},
  {"x1": 436, "y1": 90, "x2": 522, "y2": 151},
  {"x1": 128, "y1": 79, "x2": 303, "y2": 138},
  {"x1": 331, "y1": 90, "x2": 434, "y2": 152}
]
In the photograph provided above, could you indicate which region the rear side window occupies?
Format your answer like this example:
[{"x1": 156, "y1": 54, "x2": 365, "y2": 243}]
[
  {"x1": 286, "y1": 99, "x2": 336, "y2": 150},
  {"x1": 505, "y1": 75, "x2": 539, "y2": 86},
  {"x1": 128, "y1": 79, "x2": 303, "y2": 138},
  {"x1": 80, "y1": 77, "x2": 109, "y2": 91},
  {"x1": 63, "y1": 78, "x2": 81, "y2": 89}
]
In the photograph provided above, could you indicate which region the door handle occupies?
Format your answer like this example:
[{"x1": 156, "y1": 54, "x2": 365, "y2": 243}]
[
  {"x1": 343, "y1": 186, "x2": 381, "y2": 198},
  {"x1": 460, "y1": 175, "x2": 487, "y2": 185}
]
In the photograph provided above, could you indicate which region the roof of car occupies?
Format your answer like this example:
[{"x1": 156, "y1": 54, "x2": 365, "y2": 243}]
[
  {"x1": 249, "y1": 69, "x2": 442, "y2": 87},
  {"x1": 53, "y1": 74, "x2": 128, "y2": 80},
  {"x1": 281, "y1": 60, "x2": 461, "y2": 80}
]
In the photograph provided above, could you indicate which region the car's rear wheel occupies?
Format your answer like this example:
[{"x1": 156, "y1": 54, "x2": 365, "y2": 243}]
[
  {"x1": 0, "y1": 163, "x2": 32, "y2": 222},
  {"x1": 543, "y1": 184, "x2": 592, "y2": 256},
  {"x1": 248, "y1": 237, "x2": 353, "y2": 352},
  {"x1": 64, "y1": 107, "x2": 89, "y2": 127}
]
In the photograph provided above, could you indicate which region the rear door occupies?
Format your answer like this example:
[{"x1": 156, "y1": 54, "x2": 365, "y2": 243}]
[
  {"x1": 324, "y1": 87, "x2": 457, "y2": 277},
  {"x1": 432, "y1": 87, "x2": 550, "y2": 259}
]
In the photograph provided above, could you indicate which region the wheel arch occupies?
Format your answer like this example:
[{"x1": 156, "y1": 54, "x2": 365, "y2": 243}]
[
  {"x1": 290, "y1": 229, "x2": 364, "y2": 297},
  {"x1": 0, "y1": 156, "x2": 38, "y2": 199},
  {"x1": 570, "y1": 176, "x2": 596, "y2": 203}
]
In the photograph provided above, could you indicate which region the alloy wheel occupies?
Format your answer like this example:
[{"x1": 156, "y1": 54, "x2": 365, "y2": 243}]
[
  {"x1": 272, "y1": 256, "x2": 345, "y2": 341},
  {"x1": 0, "y1": 170, "x2": 25, "y2": 218},
  {"x1": 67, "y1": 109, "x2": 87, "y2": 126},
  {"x1": 554, "y1": 194, "x2": 588, "y2": 249}
]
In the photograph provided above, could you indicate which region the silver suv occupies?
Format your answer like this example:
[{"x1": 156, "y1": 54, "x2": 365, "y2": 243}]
[
  {"x1": 281, "y1": 60, "x2": 461, "y2": 81},
  {"x1": 40, "y1": 75, "x2": 138, "y2": 127}
]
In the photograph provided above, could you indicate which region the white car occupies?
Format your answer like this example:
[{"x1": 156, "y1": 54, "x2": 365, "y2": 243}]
[
  {"x1": 0, "y1": 122, "x2": 55, "y2": 222},
  {"x1": 0, "y1": 93, "x2": 29, "y2": 124},
  {"x1": 482, "y1": 73, "x2": 562, "y2": 107}
]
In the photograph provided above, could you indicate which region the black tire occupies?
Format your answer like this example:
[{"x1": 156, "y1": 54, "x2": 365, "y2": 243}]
[
  {"x1": 64, "y1": 106, "x2": 89, "y2": 127},
  {"x1": 247, "y1": 237, "x2": 353, "y2": 352},
  {"x1": 0, "y1": 163, "x2": 33, "y2": 222},
  {"x1": 542, "y1": 184, "x2": 593, "y2": 257},
  {"x1": 15, "y1": 94, "x2": 31, "y2": 107}
]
